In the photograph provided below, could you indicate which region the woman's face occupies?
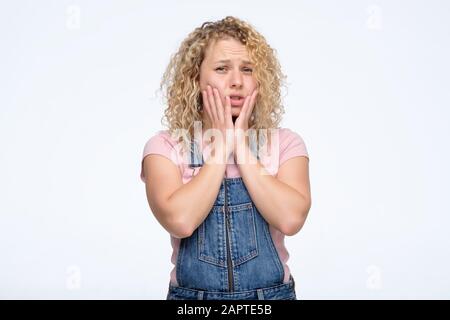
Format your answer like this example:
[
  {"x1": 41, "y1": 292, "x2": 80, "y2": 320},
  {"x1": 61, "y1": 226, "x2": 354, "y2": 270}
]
[{"x1": 199, "y1": 37, "x2": 258, "y2": 118}]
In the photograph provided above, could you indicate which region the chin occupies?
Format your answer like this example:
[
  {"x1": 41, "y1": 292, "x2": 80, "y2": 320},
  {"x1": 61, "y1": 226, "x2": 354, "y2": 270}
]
[{"x1": 231, "y1": 108, "x2": 241, "y2": 117}]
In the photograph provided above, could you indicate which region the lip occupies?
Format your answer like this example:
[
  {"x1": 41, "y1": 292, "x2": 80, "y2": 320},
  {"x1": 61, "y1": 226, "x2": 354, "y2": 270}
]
[
  {"x1": 229, "y1": 95, "x2": 245, "y2": 107},
  {"x1": 230, "y1": 97, "x2": 244, "y2": 107}
]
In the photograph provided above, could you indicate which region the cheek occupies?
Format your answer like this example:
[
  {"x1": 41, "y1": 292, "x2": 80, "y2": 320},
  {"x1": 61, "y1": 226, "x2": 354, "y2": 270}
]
[
  {"x1": 199, "y1": 70, "x2": 215, "y2": 90},
  {"x1": 210, "y1": 81, "x2": 225, "y2": 91},
  {"x1": 208, "y1": 83, "x2": 227, "y2": 101},
  {"x1": 201, "y1": 79, "x2": 224, "y2": 94},
  {"x1": 248, "y1": 79, "x2": 258, "y2": 90},
  {"x1": 199, "y1": 78, "x2": 210, "y2": 91}
]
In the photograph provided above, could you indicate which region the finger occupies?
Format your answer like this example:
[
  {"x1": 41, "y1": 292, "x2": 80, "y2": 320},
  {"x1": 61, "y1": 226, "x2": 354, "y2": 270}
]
[
  {"x1": 239, "y1": 95, "x2": 251, "y2": 119},
  {"x1": 201, "y1": 90, "x2": 213, "y2": 121},
  {"x1": 213, "y1": 88, "x2": 225, "y2": 123},
  {"x1": 207, "y1": 85, "x2": 218, "y2": 121},
  {"x1": 224, "y1": 95, "x2": 233, "y2": 126},
  {"x1": 246, "y1": 89, "x2": 258, "y2": 118}
]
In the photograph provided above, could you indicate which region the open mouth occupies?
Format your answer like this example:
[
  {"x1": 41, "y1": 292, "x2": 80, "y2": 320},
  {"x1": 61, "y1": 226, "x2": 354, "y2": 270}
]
[{"x1": 230, "y1": 95, "x2": 244, "y2": 106}]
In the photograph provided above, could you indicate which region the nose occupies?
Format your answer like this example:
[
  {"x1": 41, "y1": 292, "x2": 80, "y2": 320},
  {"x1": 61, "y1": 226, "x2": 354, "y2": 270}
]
[{"x1": 230, "y1": 69, "x2": 243, "y2": 89}]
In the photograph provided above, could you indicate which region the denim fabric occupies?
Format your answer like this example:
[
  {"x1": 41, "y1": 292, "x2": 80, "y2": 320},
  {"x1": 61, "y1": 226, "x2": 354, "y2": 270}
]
[
  {"x1": 167, "y1": 275, "x2": 297, "y2": 300},
  {"x1": 166, "y1": 139, "x2": 297, "y2": 300}
]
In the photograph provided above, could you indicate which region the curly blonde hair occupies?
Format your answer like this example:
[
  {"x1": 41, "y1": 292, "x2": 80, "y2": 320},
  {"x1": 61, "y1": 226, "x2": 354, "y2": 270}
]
[{"x1": 158, "y1": 16, "x2": 288, "y2": 154}]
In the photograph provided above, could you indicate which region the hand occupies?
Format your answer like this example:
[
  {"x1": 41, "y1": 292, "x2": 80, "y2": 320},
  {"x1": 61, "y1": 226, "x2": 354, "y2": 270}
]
[
  {"x1": 201, "y1": 85, "x2": 234, "y2": 163},
  {"x1": 234, "y1": 88, "x2": 258, "y2": 162}
]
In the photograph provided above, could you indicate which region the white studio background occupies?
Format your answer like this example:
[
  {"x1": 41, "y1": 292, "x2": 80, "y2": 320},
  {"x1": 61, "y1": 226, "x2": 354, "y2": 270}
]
[{"x1": 0, "y1": 0, "x2": 449, "y2": 299}]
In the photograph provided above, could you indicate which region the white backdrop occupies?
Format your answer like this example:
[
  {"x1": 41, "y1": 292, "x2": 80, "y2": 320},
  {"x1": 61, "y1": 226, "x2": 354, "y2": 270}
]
[{"x1": 1, "y1": 0, "x2": 449, "y2": 299}]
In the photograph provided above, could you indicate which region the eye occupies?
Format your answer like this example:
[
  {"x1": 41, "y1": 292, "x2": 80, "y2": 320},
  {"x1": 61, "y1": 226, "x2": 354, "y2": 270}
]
[
  {"x1": 215, "y1": 66, "x2": 253, "y2": 73},
  {"x1": 215, "y1": 66, "x2": 227, "y2": 72}
]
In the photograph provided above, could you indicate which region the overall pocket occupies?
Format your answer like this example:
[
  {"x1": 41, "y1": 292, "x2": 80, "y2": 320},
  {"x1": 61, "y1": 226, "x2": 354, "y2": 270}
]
[{"x1": 198, "y1": 202, "x2": 258, "y2": 267}]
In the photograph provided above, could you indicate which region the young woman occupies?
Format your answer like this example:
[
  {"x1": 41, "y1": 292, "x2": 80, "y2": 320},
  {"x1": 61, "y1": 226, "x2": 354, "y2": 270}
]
[{"x1": 140, "y1": 16, "x2": 311, "y2": 300}]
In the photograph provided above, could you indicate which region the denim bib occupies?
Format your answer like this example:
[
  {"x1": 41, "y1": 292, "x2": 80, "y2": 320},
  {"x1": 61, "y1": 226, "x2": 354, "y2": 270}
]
[{"x1": 166, "y1": 139, "x2": 297, "y2": 300}]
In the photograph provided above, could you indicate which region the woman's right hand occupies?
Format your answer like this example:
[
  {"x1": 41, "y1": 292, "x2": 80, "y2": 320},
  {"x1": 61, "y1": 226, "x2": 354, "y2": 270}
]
[{"x1": 201, "y1": 85, "x2": 234, "y2": 164}]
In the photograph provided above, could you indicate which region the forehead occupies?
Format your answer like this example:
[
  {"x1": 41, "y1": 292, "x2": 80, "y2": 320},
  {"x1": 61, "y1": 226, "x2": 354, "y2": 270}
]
[{"x1": 204, "y1": 38, "x2": 250, "y2": 62}]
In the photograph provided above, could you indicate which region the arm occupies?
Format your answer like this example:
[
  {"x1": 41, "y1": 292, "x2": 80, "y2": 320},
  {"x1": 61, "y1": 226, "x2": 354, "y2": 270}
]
[
  {"x1": 236, "y1": 144, "x2": 311, "y2": 236},
  {"x1": 143, "y1": 154, "x2": 226, "y2": 238}
]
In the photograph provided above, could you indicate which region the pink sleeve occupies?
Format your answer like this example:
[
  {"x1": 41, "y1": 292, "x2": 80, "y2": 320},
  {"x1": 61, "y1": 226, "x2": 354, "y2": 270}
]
[
  {"x1": 140, "y1": 131, "x2": 179, "y2": 183},
  {"x1": 279, "y1": 128, "x2": 309, "y2": 166}
]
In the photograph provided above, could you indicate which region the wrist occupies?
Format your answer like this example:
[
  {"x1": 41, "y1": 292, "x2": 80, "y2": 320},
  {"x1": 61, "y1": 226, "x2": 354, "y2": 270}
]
[
  {"x1": 234, "y1": 138, "x2": 251, "y2": 164},
  {"x1": 204, "y1": 146, "x2": 229, "y2": 166}
]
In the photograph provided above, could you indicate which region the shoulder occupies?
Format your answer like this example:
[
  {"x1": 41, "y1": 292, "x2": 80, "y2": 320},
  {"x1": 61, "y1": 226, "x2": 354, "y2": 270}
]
[
  {"x1": 140, "y1": 130, "x2": 183, "y2": 183},
  {"x1": 141, "y1": 129, "x2": 184, "y2": 164},
  {"x1": 276, "y1": 127, "x2": 307, "y2": 147},
  {"x1": 144, "y1": 130, "x2": 178, "y2": 148},
  {"x1": 276, "y1": 127, "x2": 309, "y2": 165},
  {"x1": 278, "y1": 127, "x2": 304, "y2": 139}
]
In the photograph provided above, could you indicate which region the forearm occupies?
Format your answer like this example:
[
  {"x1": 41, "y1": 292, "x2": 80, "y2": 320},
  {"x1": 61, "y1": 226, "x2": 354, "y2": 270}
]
[
  {"x1": 237, "y1": 146, "x2": 309, "y2": 236},
  {"x1": 167, "y1": 157, "x2": 227, "y2": 237}
]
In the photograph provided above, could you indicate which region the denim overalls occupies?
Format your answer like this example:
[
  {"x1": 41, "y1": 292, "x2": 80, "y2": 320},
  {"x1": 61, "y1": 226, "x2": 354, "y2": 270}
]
[{"x1": 166, "y1": 138, "x2": 297, "y2": 300}]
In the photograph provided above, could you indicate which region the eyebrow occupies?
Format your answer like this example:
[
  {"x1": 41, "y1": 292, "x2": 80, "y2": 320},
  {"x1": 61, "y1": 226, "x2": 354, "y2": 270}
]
[{"x1": 214, "y1": 59, "x2": 253, "y2": 65}]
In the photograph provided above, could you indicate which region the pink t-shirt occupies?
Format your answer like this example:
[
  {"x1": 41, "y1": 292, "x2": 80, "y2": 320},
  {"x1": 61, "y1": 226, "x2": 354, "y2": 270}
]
[{"x1": 140, "y1": 127, "x2": 309, "y2": 286}]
